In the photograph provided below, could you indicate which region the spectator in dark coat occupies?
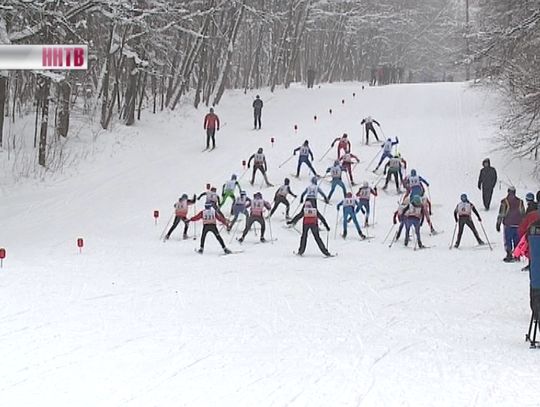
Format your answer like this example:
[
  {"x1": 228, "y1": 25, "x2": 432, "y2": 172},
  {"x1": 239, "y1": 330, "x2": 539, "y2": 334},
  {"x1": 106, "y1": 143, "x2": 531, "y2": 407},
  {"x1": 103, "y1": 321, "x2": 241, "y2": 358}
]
[
  {"x1": 252, "y1": 95, "x2": 263, "y2": 129},
  {"x1": 477, "y1": 158, "x2": 497, "y2": 210}
]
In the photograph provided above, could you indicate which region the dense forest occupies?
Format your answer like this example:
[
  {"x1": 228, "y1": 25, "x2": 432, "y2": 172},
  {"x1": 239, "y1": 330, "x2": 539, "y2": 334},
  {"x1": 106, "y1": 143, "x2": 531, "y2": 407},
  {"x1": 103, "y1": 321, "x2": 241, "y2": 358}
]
[{"x1": 0, "y1": 0, "x2": 538, "y2": 170}]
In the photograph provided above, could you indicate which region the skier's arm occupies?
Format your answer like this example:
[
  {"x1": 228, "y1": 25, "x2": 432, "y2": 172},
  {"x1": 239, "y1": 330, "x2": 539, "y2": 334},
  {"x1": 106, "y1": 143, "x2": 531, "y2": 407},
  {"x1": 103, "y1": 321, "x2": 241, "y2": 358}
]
[
  {"x1": 472, "y1": 205, "x2": 482, "y2": 221},
  {"x1": 336, "y1": 201, "x2": 343, "y2": 211},
  {"x1": 331, "y1": 138, "x2": 339, "y2": 147},
  {"x1": 361, "y1": 119, "x2": 366, "y2": 125},
  {"x1": 300, "y1": 189, "x2": 307, "y2": 203},
  {"x1": 496, "y1": 201, "x2": 506, "y2": 231},
  {"x1": 318, "y1": 188, "x2": 329, "y2": 202},
  {"x1": 197, "y1": 192, "x2": 206, "y2": 200},
  {"x1": 477, "y1": 170, "x2": 483, "y2": 190},
  {"x1": 216, "y1": 212, "x2": 228, "y2": 226},
  {"x1": 384, "y1": 162, "x2": 389, "y2": 174},
  {"x1": 263, "y1": 157, "x2": 268, "y2": 172},
  {"x1": 235, "y1": 182, "x2": 241, "y2": 194},
  {"x1": 453, "y1": 207, "x2": 458, "y2": 222},
  {"x1": 288, "y1": 186, "x2": 297, "y2": 198},
  {"x1": 373, "y1": 120, "x2": 380, "y2": 126},
  {"x1": 190, "y1": 211, "x2": 203, "y2": 222},
  {"x1": 264, "y1": 201, "x2": 272, "y2": 210},
  {"x1": 216, "y1": 115, "x2": 220, "y2": 130},
  {"x1": 420, "y1": 176, "x2": 430, "y2": 187},
  {"x1": 371, "y1": 188, "x2": 378, "y2": 197},
  {"x1": 188, "y1": 196, "x2": 196, "y2": 205},
  {"x1": 392, "y1": 137, "x2": 399, "y2": 145},
  {"x1": 317, "y1": 212, "x2": 330, "y2": 230},
  {"x1": 203, "y1": 115, "x2": 208, "y2": 129},
  {"x1": 293, "y1": 146, "x2": 300, "y2": 155},
  {"x1": 247, "y1": 154, "x2": 255, "y2": 168}
]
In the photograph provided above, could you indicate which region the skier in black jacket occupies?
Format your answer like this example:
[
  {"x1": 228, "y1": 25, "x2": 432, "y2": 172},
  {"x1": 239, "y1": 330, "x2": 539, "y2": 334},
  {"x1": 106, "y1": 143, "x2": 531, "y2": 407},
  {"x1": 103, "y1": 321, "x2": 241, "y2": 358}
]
[{"x1": 477, "y1": 158, "x2": 497, "y2": 210}]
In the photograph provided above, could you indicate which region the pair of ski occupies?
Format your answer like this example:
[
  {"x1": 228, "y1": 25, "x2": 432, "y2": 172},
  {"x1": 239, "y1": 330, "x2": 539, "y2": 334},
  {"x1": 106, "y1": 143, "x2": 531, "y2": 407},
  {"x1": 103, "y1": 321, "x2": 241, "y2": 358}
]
[
  {"x1": 201, "y1": 146, "x2": 216, "y2": 152},
  {"x1": 194, "y1": 248, "x2": 243, "y2": 256},
  {"x1": 293, "y1": 251, "x2": 337, "y2": 258}
]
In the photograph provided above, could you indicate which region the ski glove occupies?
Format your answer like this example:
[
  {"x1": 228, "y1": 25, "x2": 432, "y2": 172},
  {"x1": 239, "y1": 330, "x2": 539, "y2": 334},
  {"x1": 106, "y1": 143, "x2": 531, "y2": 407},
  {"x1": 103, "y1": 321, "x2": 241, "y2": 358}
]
[{"x1": 326, "y1": 226, "x2": 331, "y2": 231}]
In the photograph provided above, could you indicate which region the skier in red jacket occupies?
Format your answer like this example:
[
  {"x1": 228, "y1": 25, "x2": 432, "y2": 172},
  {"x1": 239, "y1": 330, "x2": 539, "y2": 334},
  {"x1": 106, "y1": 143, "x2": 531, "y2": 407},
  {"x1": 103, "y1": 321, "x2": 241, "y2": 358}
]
[{"x1": 203, "y1": 107, "x2": 220, "y2": 150}]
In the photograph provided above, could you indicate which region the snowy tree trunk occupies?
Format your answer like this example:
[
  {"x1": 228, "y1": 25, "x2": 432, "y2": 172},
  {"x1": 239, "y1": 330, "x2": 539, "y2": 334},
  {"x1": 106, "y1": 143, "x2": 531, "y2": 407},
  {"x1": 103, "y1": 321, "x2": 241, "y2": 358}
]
[
  {"x1": 0, "y1": 76, "x2": 5, "y2": 148},
  {"x1": 38, "y1": 76, "x2": 50, "y2": 167},
  {"x1": 56, "y1": 80, "x2": 71, "y2": 138},
  {"x1": 211, "y1": 1, "x2": 246, "y2": 106}
]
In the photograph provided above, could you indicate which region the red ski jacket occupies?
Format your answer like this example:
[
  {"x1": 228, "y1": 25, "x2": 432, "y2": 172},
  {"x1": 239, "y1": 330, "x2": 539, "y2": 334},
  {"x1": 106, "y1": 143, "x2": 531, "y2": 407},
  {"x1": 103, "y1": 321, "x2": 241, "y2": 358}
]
[{"x1": 204, "y1": 113, "x2": 220, "y2": 130}]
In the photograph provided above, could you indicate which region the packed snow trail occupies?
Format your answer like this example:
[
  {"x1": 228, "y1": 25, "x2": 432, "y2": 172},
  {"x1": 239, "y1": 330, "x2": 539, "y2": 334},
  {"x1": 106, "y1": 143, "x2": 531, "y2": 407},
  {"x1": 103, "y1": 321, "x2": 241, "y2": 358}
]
[{"x1": 1, "y1": 82, "x2": 539, "y2": 406}]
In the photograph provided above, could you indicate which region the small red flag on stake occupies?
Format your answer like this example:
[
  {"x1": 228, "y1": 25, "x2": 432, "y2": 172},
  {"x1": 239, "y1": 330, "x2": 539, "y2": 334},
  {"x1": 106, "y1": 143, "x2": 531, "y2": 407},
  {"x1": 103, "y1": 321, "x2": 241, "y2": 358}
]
[
  {"x1": 154, "y1": 210, "x2": 159, "y2": 225},
  {"x1": 314, "y1": 115, "x2": 317, "y2": 122},
  {"x1": 342, "y1": 99, "x2": 345, "y2": 104},
  {"x1": 353, "y1": 92, "x2": 356, "y2": 98},
  {"x1": 77, "y1": 238, "x2": 84, "y2": 254},
  {"x1": 271, "y1": 137, "x2": 275, "y2": 147},
  {"x1": 242, "y1": 160, "x2": 246, "y2": 169},
  {"x1": 294, "y1": 124, "x2": 298, "y2": 133},
  {"x1": 0, "y1": 248, "x2": 5, "y2": 268},
  {"x1": 329, "y1": 108, "x2": 333, "y2": 115}
]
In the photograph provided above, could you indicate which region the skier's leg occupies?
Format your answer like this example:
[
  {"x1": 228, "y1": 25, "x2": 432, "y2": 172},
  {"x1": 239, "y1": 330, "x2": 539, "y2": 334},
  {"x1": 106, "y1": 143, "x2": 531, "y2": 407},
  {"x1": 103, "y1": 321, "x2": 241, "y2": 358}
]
[
  {"x1": 306, "y1": 160, "x2": 317, "y2": 176},
  {"x1": 414, "y1": 219, "x2": 422, "y2": 245},
  {"x1": 383, "y1": 172, "x2": 391, "y2": 189},
  {"x1": 262, "y1": 169, "x2": 271, "y2": 186},
  {"x1": 211, "y1": 130, "x2": 216, "y2": 148},
  {"x1": 256, "y1": 217, "x2": 266, "y2": 239},
  {"x1": 404, "y1": 220, "x2": 411, "y2": 245},
  {"x1": 165, "y1": 216, "x2": 181, "y2": 238},
  {"x1": 284, "y1": 197, "x2": 291, "y2": 218},
  {"x1": 312, "y1": 227, "x2": 331, "y2": 255},
  {"x1": 240, "y1": 216, "x2": 255, "y2": 240},
  {"x1": 206, "y1": 130, "x2": 211, "y2": 149},
  {"x1": 455, "y1": 218, "x2": 465, "y2": 246},
  {"x1": 182, "y1": 218, "x2": 190, "y2": 236},
  {"x1": 250, "y1": 167, "x2": 256, "y2": 184},
  {"x1": 338, "y1": 180, "x2": 347, "y2": 197},
  {"x1": 200, "y1": 225, "x2": 209, "y2": 249},
  {"x1": 342, "y1": 210, "x2": 349, "y2": 235},
  {"x1": 393, "y1": 172, "x2": 399, "y2": 190},
  {"x1": 209, "y1": 225, "x2": 226, "y2": 248},
  {"x1": 298, "y1": 226, "x2": 309, "y2": 254},
  {"x1": 296, "y1": 159, "x2": 302, "y2": 177},
  {"x1": 253, "y1": 111, "x2": 257, "y2": 129},
  {"x1": 466, "y1": 218, "x2": 482, "y2": 242},
  {"x1": 352, "y1": 213, "x2": 363, "y2": 236},
  {"x1": 328, "y1": 181, "x2": 337, "y2": 200}
]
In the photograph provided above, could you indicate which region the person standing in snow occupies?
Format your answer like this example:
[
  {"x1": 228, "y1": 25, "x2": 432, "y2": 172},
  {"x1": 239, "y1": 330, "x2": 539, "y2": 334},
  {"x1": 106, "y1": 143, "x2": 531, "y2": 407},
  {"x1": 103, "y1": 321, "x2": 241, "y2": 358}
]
[
  {"x1": 382, "y1": 154, "x2": 404, "y2": 193},
  {"x1": 293, "y1": 140, "x2": 318, "y2": 178},
  {"x1": 300, "y1": 176, "x2": 329, "y2": 208},
  {"x1": 525, "y1": 192, "x2": 538, "y2": 214},
  {"x1": 403, "y1": 169, "x2": 429, "y2": 198},
  {"x1": 361, "y1": 116, "x2": 381, "y2": 144},
  {"x1": 164, "y1": 194, "x2": 196, "y2": 241},
  {"x1": 326, "y1": 160, "x2": 347, "y2": 201},
  {"x1": 253, "y1": 95, "x2": 263, "y2": 129},
  {"x1": 238, "y1": 192, "x2": 272, "y2": 243},
  {"x1": 340, "y1": 150, "x2": 360, "y2": 185},
  {"x1": 203, "y1": 107, "x2": 220, "y2": 150},
  {"x1": 392, "y1": 196, "x2": 410, "y2": 242},
  {"x1": 453, "y1": 194, "x2": 485, "y2": 248},
  {"x1": 374, "y1": 137, "x2": 399, "y2": 172},
  {"x1": 221, "y1": 174, "x2": 241, "y2": 208},
  {"x1": 337, "y1": 192, "x2": 367, "y2": 239},
  {"x1": 190, "y1": 202, "x2": 231, "y2": 254},
  {"x1": 227, "y1": 190, "x2": 251, "y2": 232},
  {"x1": 247, "y1": 147, "x2": 273, "y2": 187},
  {"x1": 477, "y1": 158, "x2": 497, "y2": 210},
  {"x1": 356, "y1": 181, "x2": 378, "y2": 227},
  {"x1": 268, "y1": 178, "x2": 297, "y2": 220},
  {"x1": 402, "y1": 195, "x2": 426, "y2": 248},
  {"x1": 331, "y1": 133, "x2": 351, "y2": 159},
  {"x1": 197, "y1": 186, "x2": 223, "y2": 215},
  {"x1": 287, "y1": 201, "x2": 333, "y2": 257},
  {"x1": 496, "y1": 186, "x2": 525, "y2": 262}
]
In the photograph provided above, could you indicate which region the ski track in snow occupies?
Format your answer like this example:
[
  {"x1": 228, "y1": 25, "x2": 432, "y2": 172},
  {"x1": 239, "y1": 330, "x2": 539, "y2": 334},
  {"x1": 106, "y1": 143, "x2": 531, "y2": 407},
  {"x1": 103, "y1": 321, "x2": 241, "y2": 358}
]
[{"x1": 1, "y1": 82, "x2": 540, "y2": 406}]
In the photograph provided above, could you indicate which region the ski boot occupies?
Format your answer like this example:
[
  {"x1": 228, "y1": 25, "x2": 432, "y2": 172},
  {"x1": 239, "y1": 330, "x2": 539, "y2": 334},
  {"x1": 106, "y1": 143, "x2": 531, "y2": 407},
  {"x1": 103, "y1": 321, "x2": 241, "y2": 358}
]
[
  {"x1": 260, "y1": 237, "x2": 266, "y2": 243},
  {"x1": 183, "y1": 234, "x2": 189, "y2": 240},
  {"x1": 223, "y1": 247, "x2": 232, "y2": 255},
  {"x1": 196, "y1": 248, "x2": 204, "y2": 254}
]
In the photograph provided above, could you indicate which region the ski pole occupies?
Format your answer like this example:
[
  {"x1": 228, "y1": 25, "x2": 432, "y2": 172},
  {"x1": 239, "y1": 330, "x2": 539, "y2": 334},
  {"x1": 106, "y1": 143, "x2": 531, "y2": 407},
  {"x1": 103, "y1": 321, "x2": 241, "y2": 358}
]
[
  {"x1": 319, "y1": 145, "x2": 333, "y2": 162},
  {"x1": 192, "y1": 203, "x2": 198, "y2": 239},
  {"x1": 372, "y1": 194, "x2": 376, "y2": 226},
  {"x1": 159, "y1": 212, "x2": 175, "y2": 240},
  {"x1": 334, "y1": 209, "x2": 340, "y2": 239},
  {"x1": 382, "y1": 223, "x2": 395, "y2": 244},
  {"x1": 478, "y1": 221, "x2": 493, "y2": 251},
  {"x1": 228, "y1": 214, "x2": 243, "y2": 244},
  {"x1": 449, "y1": 222, "x2": 457, "y2": 249},
  {"x1": 268, "y1": 216, "x2": 274, "y2": 244},
  {"x1": 238, "y1": 166, "x2": 250, "y2": 181},
  {"x1": 278, "y1": 154, "x2": 294, "y2": 168},
  {"x1": 365, "y1": 148, "x2": 382, "y2": 171},
  {"x1": 388, "y1": 228, "x2": 399, "y2": 248}
]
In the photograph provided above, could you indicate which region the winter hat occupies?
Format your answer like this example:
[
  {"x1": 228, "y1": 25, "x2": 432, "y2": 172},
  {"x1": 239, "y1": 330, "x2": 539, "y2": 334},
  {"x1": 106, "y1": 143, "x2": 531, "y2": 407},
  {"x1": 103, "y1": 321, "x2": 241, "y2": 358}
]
[
  {"x1": 180, "y1": 194, "x2": 188, "y2": 200},
  {"x1": 482, "y1": 158, "x2": 490, "y2": 166},
  {"x1": 240, "y1": 190, "x2": 247, "y2": 196},
  {"x1": 526, "y1": 192, "x2": 535, "y2": 202},
  {"x1": 284, "y1": 178, "x2": 290, "y2": 185},
  {"x1": 209, "y1": 107, "x2": 214, "y2": 113},
  {"x1": 460, "y1": 193, "x2": 468, "y2": 202},
  {"x1": 231, "y1": 174, "x2": 237, "y2": 180},
  {"x1": 410, "y1": 169, "x2": 417, "y2": 176},
  {"x1": 507, "y1": 186, "x2": 516, "y2": 194},
  {"x1": 257, "y1": 147, "x2": 263, "y2": 153}
]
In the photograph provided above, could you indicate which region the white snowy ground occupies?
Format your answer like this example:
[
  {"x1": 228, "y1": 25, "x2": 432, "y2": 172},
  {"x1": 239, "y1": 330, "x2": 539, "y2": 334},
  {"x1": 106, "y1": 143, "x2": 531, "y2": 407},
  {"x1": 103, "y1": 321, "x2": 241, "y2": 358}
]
[{"x1": 1, "y1": 82, "x2": 539, "y2": 406}]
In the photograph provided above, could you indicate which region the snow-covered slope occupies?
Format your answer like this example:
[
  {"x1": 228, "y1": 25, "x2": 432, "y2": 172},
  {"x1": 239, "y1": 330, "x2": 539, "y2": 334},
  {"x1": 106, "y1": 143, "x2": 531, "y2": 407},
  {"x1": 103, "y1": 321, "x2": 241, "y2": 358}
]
[{"x1": 1, "y1": 82, "x2": 538, "y2": 406}]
